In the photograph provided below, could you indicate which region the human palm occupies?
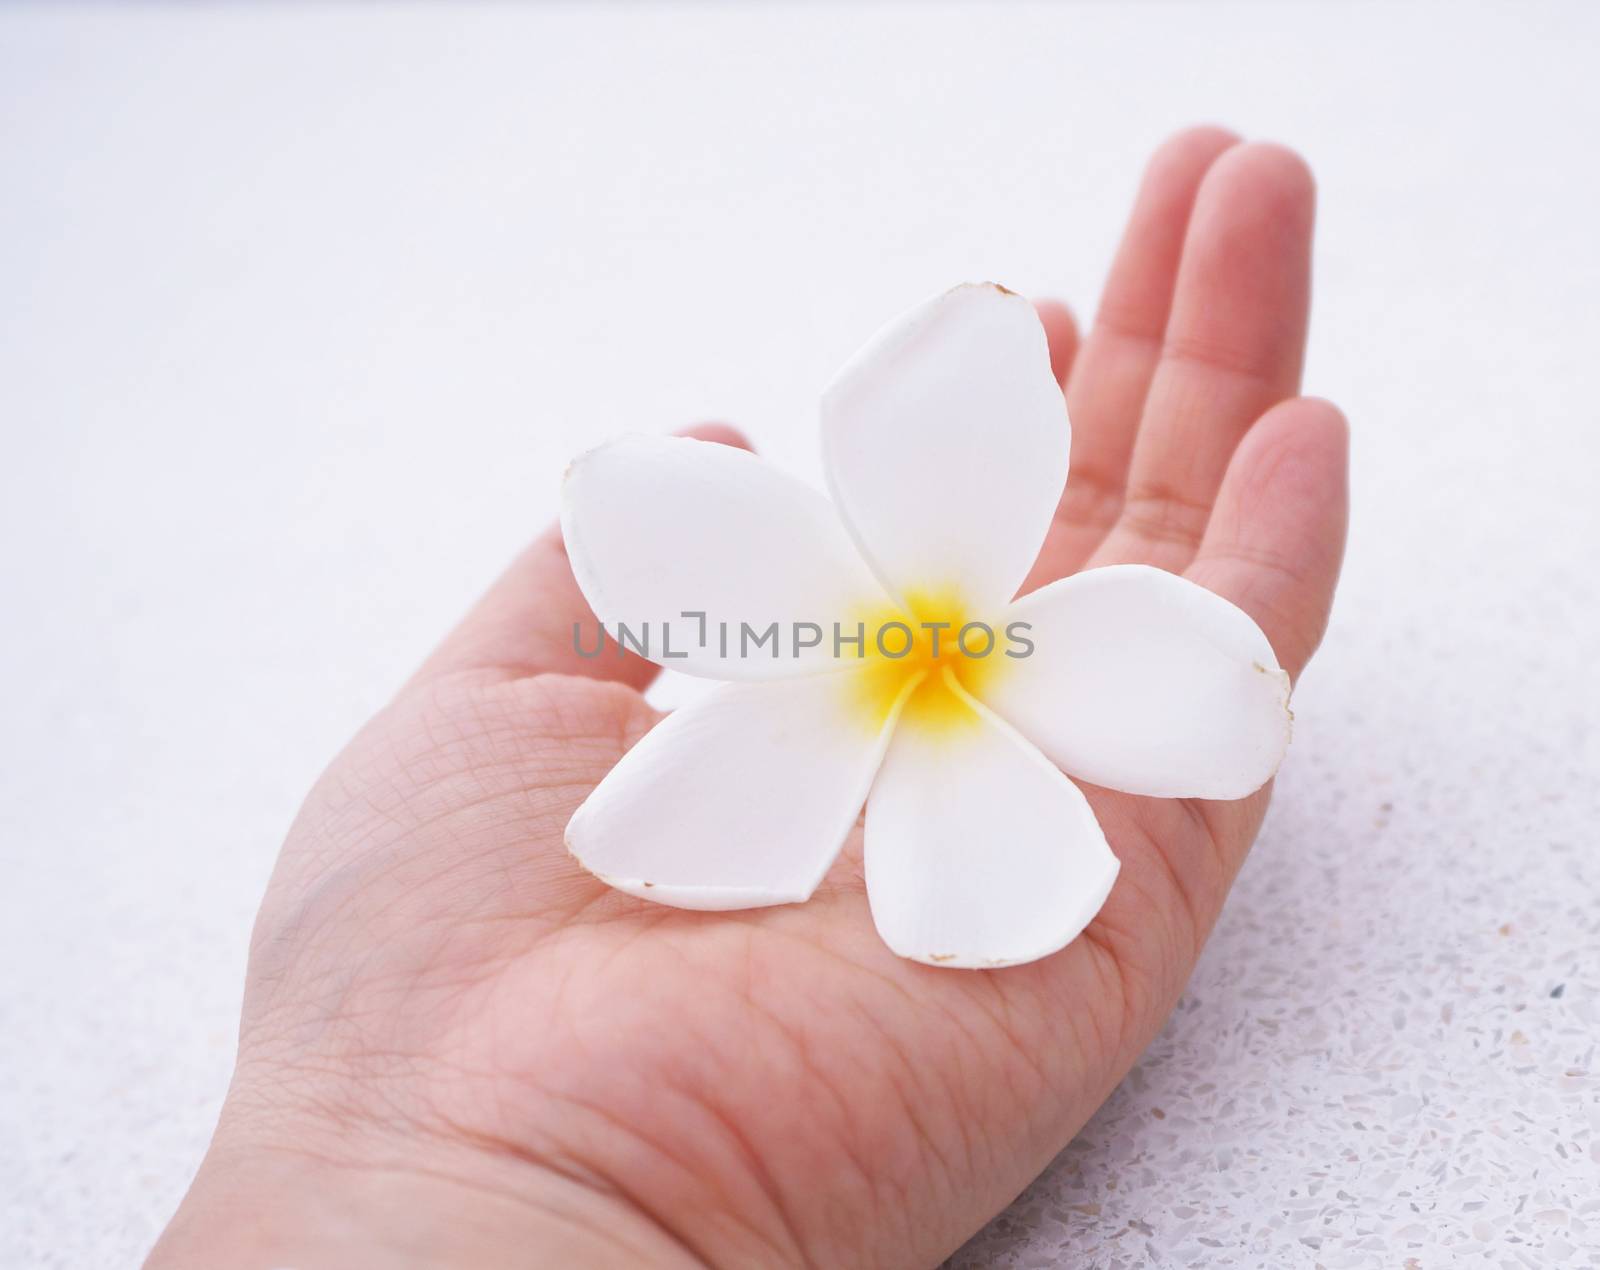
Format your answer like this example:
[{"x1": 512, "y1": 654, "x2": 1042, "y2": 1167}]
[{"x1": 151, "y1": 129, "x2": 1347, "y2": 1270}]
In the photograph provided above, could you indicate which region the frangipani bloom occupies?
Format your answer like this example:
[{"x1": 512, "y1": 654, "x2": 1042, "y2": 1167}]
[{"x1": 562, "y1": 283, "x2": 1291, "y2": 969}]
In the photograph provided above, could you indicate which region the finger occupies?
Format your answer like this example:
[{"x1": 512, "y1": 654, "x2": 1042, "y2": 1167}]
[
  {"x1": 1184, "y1": 397, "x2": 1348, "y2": 681},
  {"x1": 1023, "y1": 126, "x2": 1240, "y2": 589},
  {"x1": 1032, "y1": 298, "x2": 1079, "y2": 387},
  {"x1": 1092, "y1": 142, "x2": 1315, "y2": 572},
  {"x1": 410, "y1": 423, "x2": 753, "y2": 691}
]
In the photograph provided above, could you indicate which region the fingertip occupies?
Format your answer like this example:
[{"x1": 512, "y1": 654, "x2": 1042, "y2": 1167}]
[
  {"x1": 1249, "y1": 140, "x2": 1317, "y2": 198},
  {"x1": 1292, "y1": 395, "x2": 1349, "y2": 452},
  {"x1": 1199, "y1": 140, "x2": 1317, "y2": 230},
  {"x1": 1278, "y1": 398, "x2": 1350, "y2": 509},
  {"x1": 1087, "y1": 126, "x2": 1240, "y2": 345},
  {"x1": 1032, "y1": 298, "x2": 1079, "y2": 385},
  {"x1": 1131, "y1": 127, "x2": 1243, "y2": 230},
  {"x1": 1247, "y1": 396, "x2": 1348, "y2": 490},
  {"x1": 1147, "y1": 124, "x2": 1242, "y2": 175},
  {"x1": 1189, "y1": 396, "x2": 1350, "y2": 679},
  {"x1": 677, "y1": 422, "x2": 754, "y2": 452},
  {"x1": 1220, "y1": 397, "x2": 1349, "y2": 544},
  {"x1": 1157, "y1": 140, "x2": 1317, "y2": 396}
]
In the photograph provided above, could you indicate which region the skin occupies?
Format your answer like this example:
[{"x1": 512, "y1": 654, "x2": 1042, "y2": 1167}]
[{"x1": 147, "y1": 127, "x2": 1349, "y2": 1269}]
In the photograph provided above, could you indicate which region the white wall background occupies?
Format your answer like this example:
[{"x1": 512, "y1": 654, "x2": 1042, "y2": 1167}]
[{"x1": 2, "y1": 3, "x2": 1597, "y2": 1266}]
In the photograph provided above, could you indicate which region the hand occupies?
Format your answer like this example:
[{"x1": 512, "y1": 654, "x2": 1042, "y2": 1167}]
[{"x1": 148, "y1": 127, "x2": 1348, "y2": 1269}]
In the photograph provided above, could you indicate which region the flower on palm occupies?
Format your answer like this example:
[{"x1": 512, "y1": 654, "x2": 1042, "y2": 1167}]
[{"x1": 561, "y1": 284, "x2": 1290, "y2": 968}]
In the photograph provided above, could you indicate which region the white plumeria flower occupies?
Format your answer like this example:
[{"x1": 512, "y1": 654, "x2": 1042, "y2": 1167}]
[{"x1": 561, "y1": 282, "x2": 1291, "y2": 969}]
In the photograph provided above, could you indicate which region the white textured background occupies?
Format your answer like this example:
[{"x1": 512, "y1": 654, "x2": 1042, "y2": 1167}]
[{"x1": 2, "y1": 4, "x2": 1597, "y2": 1267}]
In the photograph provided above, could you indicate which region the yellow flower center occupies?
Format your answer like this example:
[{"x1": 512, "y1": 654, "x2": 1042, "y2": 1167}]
[{"x1": 849, "y1": 589, "x2": 1011, "y2": 735}]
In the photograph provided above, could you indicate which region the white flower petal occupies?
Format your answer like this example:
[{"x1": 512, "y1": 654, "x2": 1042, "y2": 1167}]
[
  {"x1": 821, "y1": 283, "x2": 1070, "y2": 613},
  {"x1": 562, "y1": 436, "x2": 894, "y2": 680},
  {"x1": 982, "y1": 564, "x2": 1292, "y2": 800},
  {"x1": 567, "y1": 670, "x2": 913, "y2": 909},
  {"x1": 864, "y1": 673, "x2": 1119, "y2": 968}
]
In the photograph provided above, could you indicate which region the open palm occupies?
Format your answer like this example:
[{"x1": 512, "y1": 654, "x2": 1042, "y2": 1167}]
[{"x1": 151, "y1": 128, "x2": 1348, "y2": 1270}]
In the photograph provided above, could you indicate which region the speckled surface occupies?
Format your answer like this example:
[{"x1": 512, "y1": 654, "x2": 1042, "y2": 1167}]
[
  {"x1": 949, "y1": 692, "x2": 1600, "y2": 1267},
  {"x1": 3, "y1": 5, "x2": 1598, "y2": 1268}
]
